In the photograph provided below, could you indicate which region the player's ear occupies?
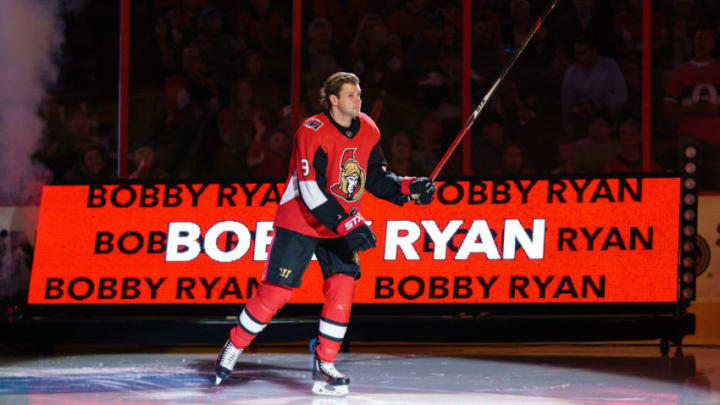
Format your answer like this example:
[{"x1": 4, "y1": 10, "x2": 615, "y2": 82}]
[{"x1": 329, "y1": 94, "x2": 338, "y2": 107}]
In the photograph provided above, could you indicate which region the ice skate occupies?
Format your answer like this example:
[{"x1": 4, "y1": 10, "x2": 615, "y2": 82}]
[
  {"x1": 215, "y1": 339, "x2": 242, "y2": 385},
  {"x1": 312, "y1": 344, "x2": 350, "y2": 396}
]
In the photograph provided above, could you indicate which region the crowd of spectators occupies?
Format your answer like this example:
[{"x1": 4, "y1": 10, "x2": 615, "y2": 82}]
[{"x1": 31, "y1": 0, "x2": 720, "y2": 189}]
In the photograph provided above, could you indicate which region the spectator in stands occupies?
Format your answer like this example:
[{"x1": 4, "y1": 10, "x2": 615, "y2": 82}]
[
  {"x1": 620, "y1": 56, "x2": 642, "y2": 118},
  {"x1": 191, "y1": 7, "x2": 240, "y2": 87},
  {"x1": 501, "y1": 0, "x2": 532, "y2": 51},
  {"x1": 231, "y1": 18, "x2": 257, "y2": 58},
  {"x1": 669, "y1": 0, "x2": 702, "y2": 33},
  {"x1": 302, "y1": 17, "x2": 344, "y2": 78},
  {"x1": 35, "y1": 92, "x2": 73, "y2": 179},
  {"x1": 471, "y1": 13, "x2": 503, "y2": 93},
  {"x1": 420, "y1": 48, "x2": 463, "y2": 119},
  {"x1": 166, "y1": 0, "x2": 207, "y2": 45},
  {"x1": 62, "y1": 144, "x2": 115, "y2": 182},
  {"x1": 386, "y1": 0, "x2": 430, "y2": 47},
  {"x1": 386, "y1": 130, "x2": 416, "y2": 177},
  {"x1": 0, "y1": 229, "x2": 32, "y2": 301},
  {"x1": 65, "y1": 106, "x2": 106, "y2": 155},
  {"x1": 555, "y1": 0, "x2": 618, "y2": 58},
  {"x1": 150, "y1": 14, "x2": 181, "y2": 79},
  {"x1": 561, "y1": 37, "x2": 627, "y2": 138},
  {"x1": 406, "y1": 15, "x2": 446, "y2": 85},
  {"x1": 128, "y1": 140, "x2": 169, "y2": 180},
  {"x1": 164, "y1": 46, "x2": 219, "y2": 126},
  {"x1": 552, "y1": 139, "x2": 580, "y2": 174},
  {"x1": 664, "y1": 25, "x2": 720, "y2": 188},
  {"x1": 412, "y1": 112, "x2": 444, "y2": 176},
  {"x1": 604, "y1": 117, "x2": 661, "y2": 172},
  {"x1": 573, "y1": 111, "x2": 619, "y2": 173},
  {"x1": 309, "y1": 0, "x2": 367, "y2": 42},
  {"x1": 613, "y1": 0, "x2": 667, "y2": 58},
  {"x1": 668, "y1": 16, "x2": 694, "y2": 68},
  {"x1": 492, "y1": 79, "x2": 537, "y2": 141},
  {"x1": 247, "y1": 114, "x2": 290, "y2": 178},
  {"x1": 348, "y1": 14, "x2": 404, "y2": 86},
  {"x1": 216, "y1": 77, "x2": 268, "y2": 178},
  {"x1": 163, "y1": 45, "x2": 220, "y2": 176},
  {"x1": 471, "y1": 114, "x2": 507, "y2": 175},
  {"x1": 235, "y1": 0, "x2": 288, "y2": 51},
  {"x1": 492, "y1": 142, "x2": 531, "y2": 175},
  {"x1": 242, "y1": 50, "x2": 283, "y2": 118}
]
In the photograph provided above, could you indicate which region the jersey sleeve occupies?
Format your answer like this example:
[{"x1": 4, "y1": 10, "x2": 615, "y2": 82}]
[
  {"x1": 295, "y1": 127, "x2": 348, "y2": 233},
  {"x1": 365, "y1": 142, "x2": 412, "y2": 206}
]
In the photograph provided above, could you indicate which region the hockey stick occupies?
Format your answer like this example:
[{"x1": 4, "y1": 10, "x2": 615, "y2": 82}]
[{"x1": 429, "y1": 0, "x2": 560, "y2": 181}]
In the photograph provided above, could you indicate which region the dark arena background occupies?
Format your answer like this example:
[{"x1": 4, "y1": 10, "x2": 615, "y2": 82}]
[{"x1": 1, "y1": 0, "x2": 719, "y2": 403}]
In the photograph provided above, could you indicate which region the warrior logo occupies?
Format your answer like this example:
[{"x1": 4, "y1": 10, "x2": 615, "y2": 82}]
[{"x1": 330, "y1": 148, "x2": 366, "y2": 201}]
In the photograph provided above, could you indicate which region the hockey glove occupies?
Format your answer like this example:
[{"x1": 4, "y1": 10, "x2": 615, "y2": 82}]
[
  {"x1": 403, "y1": 177, "x2": 437, "y2": 205},
  {"x1": 336, "y1": 208, "x2": 376, "y2": 251}
]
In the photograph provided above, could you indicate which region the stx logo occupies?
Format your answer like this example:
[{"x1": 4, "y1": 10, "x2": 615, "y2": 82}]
[{"x1": 344, "y1": 213, "x2": 364, "y2": 231}]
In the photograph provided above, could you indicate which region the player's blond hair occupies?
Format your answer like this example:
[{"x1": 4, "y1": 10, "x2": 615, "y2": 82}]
[{"x1": 320, "y1": 72, "x2": 359, "y2": 110}]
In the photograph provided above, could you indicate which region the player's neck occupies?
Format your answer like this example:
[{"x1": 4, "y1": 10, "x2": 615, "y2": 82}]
[{"x1": 329, "y1": 109, "x2": 353, "y2": 127}]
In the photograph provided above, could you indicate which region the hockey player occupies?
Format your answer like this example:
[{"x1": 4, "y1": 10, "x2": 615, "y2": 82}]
[{"x1": 214, "y1": 72, "x2": 437, "y2": 396}]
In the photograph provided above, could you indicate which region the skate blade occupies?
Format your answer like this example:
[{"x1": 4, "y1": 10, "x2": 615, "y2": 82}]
[
  {"x1": 312, "y1": 381, "x2": 349, "y2": 396},
  {"x1": 215, "y1": 376, "x2": 222, "y2": 385}
]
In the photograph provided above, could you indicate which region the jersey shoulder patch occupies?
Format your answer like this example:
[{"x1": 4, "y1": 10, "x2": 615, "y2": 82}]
[{"x1": 304, "y1": 118, "x2": 324, "y2": 131}]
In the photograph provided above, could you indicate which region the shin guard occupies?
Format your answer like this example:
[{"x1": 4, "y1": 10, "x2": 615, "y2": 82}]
[
  {"x1": 317, "y1": 274, "x2": 356, "y2": 363},
  {"x1": 230, "y1": 281, "x2": 293, "y2": 348}
]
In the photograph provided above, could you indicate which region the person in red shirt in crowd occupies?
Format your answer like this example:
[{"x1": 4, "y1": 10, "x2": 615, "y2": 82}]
[
  {"x1": 348, "y1": 14, "x2": 404, "y2": 85},
  {"x1": 164, "y1": 0, "x2": 208, "y2": 44},
  {"x1": 215, "y1": 77, "x2": 268, "y2": 178},
  {"x1": 386, "y1": 0, "x2": 430, "y2": 47},
  {"x1": 242, "y1": 50, "x2": 283, "y2": 119},
  {"x1": 163, "y1": 46, "x2": 219, "y2": 125},
  {"x1": 603, "y1": 118, "x2": 661, "y2": 172},
  {"x1": 235, "y1": 0, "x2": 287, "y2": 50},
  {"x1": 246, "y1": 113, "x2": 290, "y2": 178},
  {"x1": 664, "y1": 25, "x2": 720, "y2": 188},
  {"x1": 214, "y1": 72, "x2": 436, "y2": 396}
]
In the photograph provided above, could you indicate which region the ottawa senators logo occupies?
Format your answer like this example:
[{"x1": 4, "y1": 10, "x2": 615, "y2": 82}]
[{"x1": 330, "y1": 148, "x2": 366, "y2": 201}]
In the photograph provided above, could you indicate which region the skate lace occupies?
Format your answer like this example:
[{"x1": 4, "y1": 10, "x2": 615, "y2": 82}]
[
  {"x1": 319, "y1": 361, "x2": 345, "y2": 379},
  {"x1": 220, "y1": 343, "x2": 241, "y2": 369}
]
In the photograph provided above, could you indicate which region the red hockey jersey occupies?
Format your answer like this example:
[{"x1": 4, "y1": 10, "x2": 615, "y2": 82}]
[{"x1": 274, "y1": 112, "x2": 409, "y2": 238}]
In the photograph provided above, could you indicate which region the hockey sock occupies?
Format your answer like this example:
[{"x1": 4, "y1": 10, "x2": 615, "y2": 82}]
[
  {"x1": 230, "y1": 281, "x2": 293, "y2": 348},
  {"x1": 317, "y1": 274, "x2": 356, "y2": 363}
]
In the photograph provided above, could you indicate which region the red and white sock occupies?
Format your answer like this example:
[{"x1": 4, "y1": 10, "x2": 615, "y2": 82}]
[
  {"x1": 316, "y1": 274, "x2": 356, "y2": 363},
  {"x1": 230, "y1": 281, "x2": 293, "y2": 349}
]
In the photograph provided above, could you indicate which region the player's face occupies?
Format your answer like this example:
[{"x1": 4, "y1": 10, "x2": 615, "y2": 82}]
[{"x1": 332, "y1": 83, "x2": 362, "y2": 121}]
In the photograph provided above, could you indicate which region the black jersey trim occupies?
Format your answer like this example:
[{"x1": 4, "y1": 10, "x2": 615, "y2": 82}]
[{"x1": 324, "y1": 111, "x2": 360, "y2": 138}]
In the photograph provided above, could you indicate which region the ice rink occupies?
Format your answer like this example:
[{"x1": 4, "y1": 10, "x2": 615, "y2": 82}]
[{"x1": 1, "y1": 343, "x2": 719, "y2": 404}]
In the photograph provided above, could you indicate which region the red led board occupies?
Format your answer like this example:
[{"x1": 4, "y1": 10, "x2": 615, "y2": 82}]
[{"x1": 28, "y1": 177, "x2": 680, "y2": 304}]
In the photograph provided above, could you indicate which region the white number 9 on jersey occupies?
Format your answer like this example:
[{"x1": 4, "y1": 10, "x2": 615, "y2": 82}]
[{"x1": 301, "y1": 158, "x2": 310, "y2": 176}]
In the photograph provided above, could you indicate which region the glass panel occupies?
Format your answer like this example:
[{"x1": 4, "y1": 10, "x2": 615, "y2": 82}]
[
  {"x1": 470, "y1": 0, "x2": 641, "y2": 176},
  {"x1": 127, "y1": 0, "x2": 293, "y2": 180}
]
